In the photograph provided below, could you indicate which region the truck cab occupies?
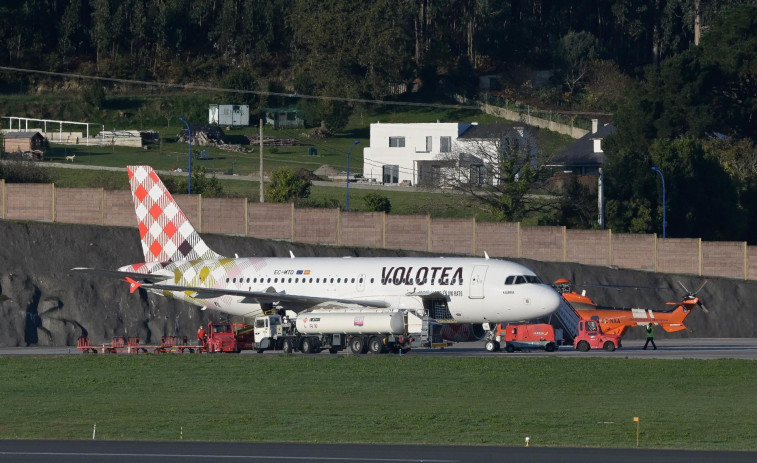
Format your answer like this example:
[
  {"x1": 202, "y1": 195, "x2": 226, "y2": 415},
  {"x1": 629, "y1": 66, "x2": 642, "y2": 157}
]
[
  {"x1": 205, "y1": 322, "x2": 239, "y2": 353},
  {"x1": 253, "y1": 314, "x2": 284, "y2": 352},
  {"x1": 574, "y1": 320, "x2": 621, "y2": 352}
]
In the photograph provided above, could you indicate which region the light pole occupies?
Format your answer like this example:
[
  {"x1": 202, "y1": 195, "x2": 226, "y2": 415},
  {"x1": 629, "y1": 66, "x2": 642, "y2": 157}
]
[
  {"x1": 651, "y1": 166, "x2": 666, "y2": 238},
  {"x1": 346, "y1": 140, "x2": 359, "y2": 211},
  {"x1": 179, "y1": 117, "x2": 192, "y2": 194}
]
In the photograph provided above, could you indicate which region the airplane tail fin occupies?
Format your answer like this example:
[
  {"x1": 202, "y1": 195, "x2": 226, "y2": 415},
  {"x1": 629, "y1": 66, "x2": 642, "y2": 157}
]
[{"x1": 127, "y1": 165, "x2": 222, "y2": 263}]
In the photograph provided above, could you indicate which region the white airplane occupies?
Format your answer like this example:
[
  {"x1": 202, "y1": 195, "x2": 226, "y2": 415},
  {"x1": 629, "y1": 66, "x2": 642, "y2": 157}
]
[{"x1": 73, "y1": 165, "x2": 561, "y2": 337}]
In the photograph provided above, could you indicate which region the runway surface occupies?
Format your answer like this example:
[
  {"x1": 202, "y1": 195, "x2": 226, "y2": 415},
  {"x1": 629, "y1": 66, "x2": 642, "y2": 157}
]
[
  {"x1": 0, "y1": 440, "x2": 756, "y2": 463},
  {"x1": 2, "y1": 338, "x2": 757, "y2": 359}
]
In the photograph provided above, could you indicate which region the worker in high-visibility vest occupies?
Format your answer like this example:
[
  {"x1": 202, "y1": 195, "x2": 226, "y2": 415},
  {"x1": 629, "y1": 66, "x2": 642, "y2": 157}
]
[
  {"x1": 643, "y1": 323, "x2": 657, "y2": 350},
  {"x1": 197, "y1": 326, "x2": 207, "y2": 347}
]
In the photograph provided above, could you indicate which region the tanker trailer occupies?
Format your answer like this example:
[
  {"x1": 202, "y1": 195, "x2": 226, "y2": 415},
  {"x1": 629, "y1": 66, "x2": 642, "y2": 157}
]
[{"x1": 252, "y1": 308, "x2": 434, "y2": 355}]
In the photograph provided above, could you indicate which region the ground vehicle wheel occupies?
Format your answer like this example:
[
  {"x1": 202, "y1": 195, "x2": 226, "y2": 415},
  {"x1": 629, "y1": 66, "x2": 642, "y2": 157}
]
[
  {"x1": 282, "y1": 338, "x2": 293, "y2": 354},
  {"x1": 369, "y1": 336, "x2": 384, "y2": 354},
  {"x1": 485, "y1": 340, "x2": 500, "y2": 352},
  {"x1": 603, "y1": 341, "x2": 616, "y2": 352},
  {"x1": 577, "y1": 340, "x2": 590, "y2": 352},
  {"x1": 545, "y1": 342, "x2": 556, "y2": 352},
  {"x1": 349, "y1": 336, "x2": 364, "y2": 354},
  {"x1": 505, "y1": 344, "x2": 515, "y2": 353},
  {"x1": 301, "y1": 337, "x2": 314, "y2": 354}
]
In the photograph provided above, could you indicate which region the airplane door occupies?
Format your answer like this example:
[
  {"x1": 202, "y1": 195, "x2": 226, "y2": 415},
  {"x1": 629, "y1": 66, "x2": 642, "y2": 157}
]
[
  {"x1": 357, "y1": 274, "x2": 366, "y2": 292},
  {"x1": 469, "y1": 265, "x2": 488, "y2": 299}
]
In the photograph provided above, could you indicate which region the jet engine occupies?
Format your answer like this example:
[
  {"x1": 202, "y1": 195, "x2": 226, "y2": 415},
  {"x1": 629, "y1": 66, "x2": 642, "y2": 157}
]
[{"x1": 440, "y1": 323, "x2": 486, "y2": 342}]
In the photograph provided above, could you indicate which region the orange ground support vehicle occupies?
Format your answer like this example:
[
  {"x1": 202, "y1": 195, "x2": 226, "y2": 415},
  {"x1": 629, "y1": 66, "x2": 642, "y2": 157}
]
[{"x1": 485, "y1": 323, "x2": 559, "y2": 353}]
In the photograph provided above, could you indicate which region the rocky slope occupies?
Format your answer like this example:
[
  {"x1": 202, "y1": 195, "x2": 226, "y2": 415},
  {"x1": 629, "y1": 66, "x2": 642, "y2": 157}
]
[{"x1": 1, "y1": 220, "x2": 755, "y2": 346}]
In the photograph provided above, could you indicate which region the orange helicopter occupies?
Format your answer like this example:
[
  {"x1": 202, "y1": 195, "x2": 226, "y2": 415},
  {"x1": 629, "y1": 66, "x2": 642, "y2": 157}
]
[{"x1": 553, "y1": 278, "x2": 708, "y2": 337}]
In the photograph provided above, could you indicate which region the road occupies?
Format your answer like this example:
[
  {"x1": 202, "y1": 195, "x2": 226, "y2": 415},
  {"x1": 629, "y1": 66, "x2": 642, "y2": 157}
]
[{"x1": 0, "y1": 440, "x2": 754, "y2": 463}]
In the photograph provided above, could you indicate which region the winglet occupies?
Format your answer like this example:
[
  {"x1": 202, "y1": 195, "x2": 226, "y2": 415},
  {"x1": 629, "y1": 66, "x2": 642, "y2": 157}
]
[
  {"x1": 484, "y1": 251, "x2": 490, "y2": 260},
  {"x1": 290, "y1": 250, "x2": 296, "y2": 259},
  {"x1": 124, "y1": 277, "x2": 142, "y2": 294}
]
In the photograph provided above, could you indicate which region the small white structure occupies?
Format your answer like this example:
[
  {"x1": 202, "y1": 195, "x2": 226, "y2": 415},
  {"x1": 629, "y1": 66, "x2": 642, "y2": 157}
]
[
  {"x1": 362, "y1": 122, "x2": 535, "y2": 186},
  {"x1": 208, "y1": 104, "x2": 250, "y2": 126}
]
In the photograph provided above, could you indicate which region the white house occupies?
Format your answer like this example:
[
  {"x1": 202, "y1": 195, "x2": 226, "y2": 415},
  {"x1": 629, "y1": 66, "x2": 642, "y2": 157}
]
[{"x1": 362, "y1": 122, "x2": 535, "y2": 186}]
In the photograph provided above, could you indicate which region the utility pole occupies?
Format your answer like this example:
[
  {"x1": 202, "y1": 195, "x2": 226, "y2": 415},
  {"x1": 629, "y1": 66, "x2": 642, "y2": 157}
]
[{"x1": 259, "y1": 118, "x2": 264, "y2": 203}]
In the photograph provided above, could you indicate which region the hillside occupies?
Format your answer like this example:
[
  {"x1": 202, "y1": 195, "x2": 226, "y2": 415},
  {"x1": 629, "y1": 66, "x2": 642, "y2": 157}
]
[{"x1": 1, "y1": 219, "x2": 756, "y2": 347}]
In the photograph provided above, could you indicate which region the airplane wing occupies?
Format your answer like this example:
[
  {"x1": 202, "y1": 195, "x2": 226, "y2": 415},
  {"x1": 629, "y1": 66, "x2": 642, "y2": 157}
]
[
  {"x1": 71, "y1": 267, "x2": 173, "y2": 283},
  {"x1": 145, "y1": 282, "x2": 391, "y2": 308},
  {"x1": 71, "y1": 267, "x2": 390, "y2": 308}
]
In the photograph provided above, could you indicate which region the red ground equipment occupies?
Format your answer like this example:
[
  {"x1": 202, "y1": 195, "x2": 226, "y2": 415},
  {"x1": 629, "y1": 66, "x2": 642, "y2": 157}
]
[
  {"x1": 485, "y1": 323, "x2": 558, "y2": 352},
  {"x1": 573, "y1": 319, "x2": 622, "y2": 352},
  {"x1": 203, "y1": 322, "x2": 240, "y2": 353}
]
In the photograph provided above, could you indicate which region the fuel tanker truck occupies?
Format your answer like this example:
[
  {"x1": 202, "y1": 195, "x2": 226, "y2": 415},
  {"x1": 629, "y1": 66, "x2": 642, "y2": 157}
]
[{"x1": 251, "y1": 308, "x2": 440, "y2": 354}]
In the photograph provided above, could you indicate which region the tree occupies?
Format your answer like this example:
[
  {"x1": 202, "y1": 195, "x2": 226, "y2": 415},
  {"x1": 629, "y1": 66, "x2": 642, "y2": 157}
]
[
  {"x1": 265, "y1": 168, "x2": 311, "y2": 203},
  {"x1": 363, "y1": 192, "x2": 391, "y2": 213},
  {"x1": 219, "y1": 67, "x2": 259, "y2": 111},
  {"x1": 82, "y1": 81, "x2": 105, "y2": 111},
  {"x1": 555, "y1": 30, "x2": 600, "y2": 96},
  {"x1": 434, "y1": 125, "x2": 551, "y2": 222},
  {"x1": 174, "y1": 167, "x2": 224, "y2": 197}
]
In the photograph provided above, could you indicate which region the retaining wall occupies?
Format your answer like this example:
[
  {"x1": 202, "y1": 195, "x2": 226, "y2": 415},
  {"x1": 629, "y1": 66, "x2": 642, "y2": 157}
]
[{"x1": 0, "y1": 179, "x2": 753, "y2": 280}]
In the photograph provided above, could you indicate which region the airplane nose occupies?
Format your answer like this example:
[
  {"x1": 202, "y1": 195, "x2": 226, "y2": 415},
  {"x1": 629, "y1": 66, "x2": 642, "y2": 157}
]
[{"x1": 537, "y1": 286, "x2": 562, "y2": 315}]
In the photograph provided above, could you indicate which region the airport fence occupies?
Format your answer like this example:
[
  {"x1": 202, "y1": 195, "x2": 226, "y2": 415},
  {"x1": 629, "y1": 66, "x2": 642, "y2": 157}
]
[{"x1": 1, "y1": 179, "x2": 755, "y2": 280}]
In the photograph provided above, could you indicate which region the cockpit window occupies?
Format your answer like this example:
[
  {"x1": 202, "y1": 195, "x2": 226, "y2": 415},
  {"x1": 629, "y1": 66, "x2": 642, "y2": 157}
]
[{"x1": 506, "y1": 275, "x2": 543, "y2": 285}]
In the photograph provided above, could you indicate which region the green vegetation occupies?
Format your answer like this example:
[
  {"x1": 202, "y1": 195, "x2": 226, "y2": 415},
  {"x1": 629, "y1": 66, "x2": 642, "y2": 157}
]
[{"x1": 0, "y1": 355, "x2": 755, "y2": 449}]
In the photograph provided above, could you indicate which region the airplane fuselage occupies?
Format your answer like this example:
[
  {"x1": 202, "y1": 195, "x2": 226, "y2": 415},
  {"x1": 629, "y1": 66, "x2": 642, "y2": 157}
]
[{"x1": 131, "y1": 256, "x2": 561, "y2": 323}]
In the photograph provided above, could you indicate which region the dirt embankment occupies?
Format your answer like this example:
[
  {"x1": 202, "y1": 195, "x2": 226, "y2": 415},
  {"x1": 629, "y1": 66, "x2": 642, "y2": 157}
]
[{"x1": 1, "y1": 220, "x2": 755, "y2": 347}]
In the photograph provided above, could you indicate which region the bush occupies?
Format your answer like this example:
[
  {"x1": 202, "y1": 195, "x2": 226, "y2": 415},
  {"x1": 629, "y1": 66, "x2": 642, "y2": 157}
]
[
  {"x1": 0, "y1": 160, "x2": 52, "y2": 183},
  {"x1": 363, "y1": 192, "x2": 391, "y2": 213}
]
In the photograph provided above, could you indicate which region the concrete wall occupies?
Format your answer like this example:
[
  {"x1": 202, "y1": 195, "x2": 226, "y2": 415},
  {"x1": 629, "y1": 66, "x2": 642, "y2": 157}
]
[
  {"x1": 55, "y1": 188, "x2": 102, "y2": 224},
  {"x1": 340, "y1": 211, "x2": 384, "y2": 248},
  {"x1": 480, "y1": 103, "x2": 589, "y2": 139},
  {"x1": 4, "y1": 183, "x2": 54, "y2": 221},
  {"x1": 1, "y1": 183, "x2": 755, "y2": 280},
  {"x1": 475, "y1": 221, "x2": 519, "y2": 258}
]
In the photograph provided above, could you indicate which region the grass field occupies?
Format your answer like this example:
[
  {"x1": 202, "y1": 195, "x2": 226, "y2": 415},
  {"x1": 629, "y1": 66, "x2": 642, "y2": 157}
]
[{"x1": 1, "y1": 355, "x2": 755, "y2": 449}]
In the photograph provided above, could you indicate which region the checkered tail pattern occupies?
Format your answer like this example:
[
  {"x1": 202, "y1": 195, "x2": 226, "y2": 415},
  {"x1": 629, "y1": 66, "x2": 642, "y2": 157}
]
[{"x1": 127, "y1": 165, "x2": 222, "y2": 263}]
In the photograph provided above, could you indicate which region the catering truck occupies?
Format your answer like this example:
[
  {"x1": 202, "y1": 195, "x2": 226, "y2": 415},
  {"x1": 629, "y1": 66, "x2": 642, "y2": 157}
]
[{"x1": 252, "y1": 308, "x2": 439, "y2": 355}]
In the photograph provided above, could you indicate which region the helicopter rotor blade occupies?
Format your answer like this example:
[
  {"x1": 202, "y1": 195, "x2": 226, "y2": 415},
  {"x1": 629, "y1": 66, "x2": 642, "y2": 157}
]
[{"x1": 697, "y1": 300, "x2": 710, "y2": 314}]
